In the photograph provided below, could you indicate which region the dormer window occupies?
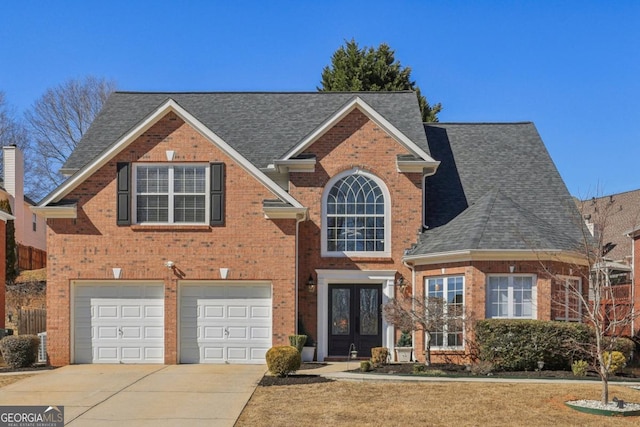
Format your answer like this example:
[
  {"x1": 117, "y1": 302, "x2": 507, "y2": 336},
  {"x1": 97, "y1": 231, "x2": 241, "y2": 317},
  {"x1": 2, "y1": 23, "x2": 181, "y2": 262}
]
[{"x1": 322, "y1": 169, "x2": 391, "y2": 257}]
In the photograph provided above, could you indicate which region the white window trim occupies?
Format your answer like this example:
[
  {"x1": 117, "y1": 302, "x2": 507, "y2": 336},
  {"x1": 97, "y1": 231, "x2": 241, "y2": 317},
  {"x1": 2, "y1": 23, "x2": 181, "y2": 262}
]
[
  {"x1": 486, "y1": 274, "x2": 538, "y2": 319},
  {"x1": 425, "y1": 276, "x2": 465, "y2": 350},
  {"x1": 132, "y1": 163, "x2": 210, "y2": 225},
  {"x1": 321, "y1": 168, "x2": 391, "y2": 258},
  {"x1": 554, "y1": 275, "x2": 582, "y2": 322}
]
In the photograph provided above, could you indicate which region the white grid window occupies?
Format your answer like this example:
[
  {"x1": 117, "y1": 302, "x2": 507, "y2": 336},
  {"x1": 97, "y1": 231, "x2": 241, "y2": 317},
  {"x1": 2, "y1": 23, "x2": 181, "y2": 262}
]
[
  {"x1": 134, "y1": 164, "x2": 207, "y2": 224},
  {"x1": 487, "y1": 275, "x2": 536, "y2": 319},
  {"x1": 426, "y1": 276, "x2": 464, "y2": 349}
]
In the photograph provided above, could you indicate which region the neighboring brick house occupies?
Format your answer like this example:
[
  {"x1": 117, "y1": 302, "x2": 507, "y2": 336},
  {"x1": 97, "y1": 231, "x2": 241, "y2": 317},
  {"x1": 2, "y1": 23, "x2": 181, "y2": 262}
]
[
  {"x1": 35, "y1": 92, "x2": 586, "y2": 366},
  {"x1": 0, "y1": 146, "x2": 47, "y2": 268}
]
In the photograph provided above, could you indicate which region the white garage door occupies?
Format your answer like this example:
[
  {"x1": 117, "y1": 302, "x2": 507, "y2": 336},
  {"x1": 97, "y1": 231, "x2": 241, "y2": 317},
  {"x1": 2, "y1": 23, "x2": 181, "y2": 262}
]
[
  {"x1": 180, "y1": 283, "x2": 272, "y2": 364},
  {"x1": 74, "y1": 282, "x2": 164, "y2": 364}
]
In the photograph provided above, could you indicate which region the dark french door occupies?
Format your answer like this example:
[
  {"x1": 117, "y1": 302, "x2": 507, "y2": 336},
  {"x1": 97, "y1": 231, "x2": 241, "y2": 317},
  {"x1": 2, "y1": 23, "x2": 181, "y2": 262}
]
[{"x1": 328, "y1": 284, "x2": 382, "y2": 358}]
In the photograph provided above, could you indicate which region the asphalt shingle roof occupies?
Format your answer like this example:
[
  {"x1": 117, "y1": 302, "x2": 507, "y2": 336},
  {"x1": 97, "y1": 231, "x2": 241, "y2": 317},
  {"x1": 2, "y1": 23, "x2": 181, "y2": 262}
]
[
  {"x1": 64, "y1": 91, "x2": 428, "y2": 172},
  {"x1": 408, "y1": 123, "x2": 584, "y2": 255}
]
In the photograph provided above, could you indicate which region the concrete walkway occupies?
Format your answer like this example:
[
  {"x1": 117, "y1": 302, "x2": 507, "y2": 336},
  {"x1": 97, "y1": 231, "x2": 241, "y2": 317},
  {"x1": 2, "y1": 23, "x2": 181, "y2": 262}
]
[{"x1": 0, "y1": 364, "x2": 265, "y2": 426}]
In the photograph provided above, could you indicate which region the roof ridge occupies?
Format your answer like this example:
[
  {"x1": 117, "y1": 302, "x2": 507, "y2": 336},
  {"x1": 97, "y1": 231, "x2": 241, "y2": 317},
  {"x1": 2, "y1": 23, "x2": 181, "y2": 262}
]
[
  {"x1": 425, "y1": 121, "x2": 533, "y2": 125},
  {"x1": 113, "y1": 90, "x2": 417, "y2": 95}
]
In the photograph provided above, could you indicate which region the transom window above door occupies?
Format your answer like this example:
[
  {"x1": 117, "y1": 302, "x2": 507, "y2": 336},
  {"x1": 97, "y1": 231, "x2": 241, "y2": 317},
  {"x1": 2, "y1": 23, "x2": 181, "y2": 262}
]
[
  {"x1": 322, "y1": 169, "x2": 391, "y2": 257},
  {"x1": 133, "y1": 164, "x2": 208, "y2": 224}
]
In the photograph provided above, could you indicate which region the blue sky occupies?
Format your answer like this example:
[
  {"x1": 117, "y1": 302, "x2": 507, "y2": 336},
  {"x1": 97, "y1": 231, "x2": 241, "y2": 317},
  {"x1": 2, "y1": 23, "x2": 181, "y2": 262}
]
[{"x1": 1, "y1": 1, "x2": 638, "y2": 197}]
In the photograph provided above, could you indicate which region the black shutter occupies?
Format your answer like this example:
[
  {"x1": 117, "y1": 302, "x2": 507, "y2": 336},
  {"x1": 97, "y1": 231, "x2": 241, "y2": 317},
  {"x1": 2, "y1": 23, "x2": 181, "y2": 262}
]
[
  {"x1": 116, "y1": 162, "x2": 131, "y2": 225},
  {"x1": 210, "y1": 163, "x2": 225, "y2": 226}
]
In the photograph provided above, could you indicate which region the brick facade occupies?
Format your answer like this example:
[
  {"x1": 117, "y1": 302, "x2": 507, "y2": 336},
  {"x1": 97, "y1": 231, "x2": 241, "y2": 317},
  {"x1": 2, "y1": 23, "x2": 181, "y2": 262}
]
[
  {"x1": 46, "y1": 113, "x2": 297, "y2": 365},
  {"x1": 45, "y1": 102, "x2": 584, "y2": 365}
]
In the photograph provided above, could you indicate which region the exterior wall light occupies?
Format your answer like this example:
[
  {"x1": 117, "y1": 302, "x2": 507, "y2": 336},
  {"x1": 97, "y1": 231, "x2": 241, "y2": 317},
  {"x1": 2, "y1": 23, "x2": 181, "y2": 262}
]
[{"x1": 307, "y1": 274, "x2": 316, "y2": 293}]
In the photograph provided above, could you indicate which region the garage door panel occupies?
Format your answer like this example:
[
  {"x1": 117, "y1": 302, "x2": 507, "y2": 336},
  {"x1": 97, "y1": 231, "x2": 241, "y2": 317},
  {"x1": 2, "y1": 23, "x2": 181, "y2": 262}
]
[
  {"x1": 121, "y1": 305, "x2": 141, "y2": 318},
  {"x1": 180, "y1": 283, "x2": 272, "y2": 364},
  {"x1": 98, "y1": 305, "x2": 118, "y2": 318},
  {"x1": 251, "y1": 326, "x2": 270, "y2": 339},
  {"x1": 203, "y1": 326, "x2": 224, "y2": 339},
  {"x1": 74, "y1": 282, "x2": 164, "y2": 364},
  {"x1": 227, "y1": 306, "x2": 248, "y2": 318},
  {"x1": 204, "y1": 305, "x2": 224, "y2": 318},
  {"x1": 251, "y1": 306, "x2": 270, "y2": 318},
  {"x1": 145, "y1": 305, "x2": 163, "y2": 318}
]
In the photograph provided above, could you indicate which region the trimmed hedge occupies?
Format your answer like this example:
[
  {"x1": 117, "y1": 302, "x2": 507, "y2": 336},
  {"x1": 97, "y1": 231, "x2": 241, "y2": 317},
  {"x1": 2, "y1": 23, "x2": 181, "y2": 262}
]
[
  {"x1": 0, "y1": 335, "x2": 40, "y2": 368},
  {"x1": 475, "y1": 319, "x2": 593, "y2": 371},
  {"x1": 266, "y1": 346, "x2": 301, "y2": 377}
]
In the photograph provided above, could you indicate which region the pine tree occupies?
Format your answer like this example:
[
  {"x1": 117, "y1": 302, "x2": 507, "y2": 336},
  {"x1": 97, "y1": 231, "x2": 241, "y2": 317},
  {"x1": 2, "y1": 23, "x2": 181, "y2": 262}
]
[{"x1": 319, "y1": 40, "x2": 442, "y2": 122}]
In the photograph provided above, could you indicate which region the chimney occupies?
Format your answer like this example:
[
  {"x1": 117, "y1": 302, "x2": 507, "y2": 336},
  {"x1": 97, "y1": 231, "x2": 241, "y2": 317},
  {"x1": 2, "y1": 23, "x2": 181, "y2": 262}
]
[{"x1": 2, "y1": 145, "x2": 24, "y2": 240}]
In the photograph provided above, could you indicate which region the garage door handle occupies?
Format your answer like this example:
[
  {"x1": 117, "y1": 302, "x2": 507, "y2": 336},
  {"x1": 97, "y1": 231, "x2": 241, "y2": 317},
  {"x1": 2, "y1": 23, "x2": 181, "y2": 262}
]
[
  {"x1": 224, "y1": 328, "x2": 229, "y2": 336},
  {"x1": 118, "y1": 328, "x2": 123, "y2": 336}
]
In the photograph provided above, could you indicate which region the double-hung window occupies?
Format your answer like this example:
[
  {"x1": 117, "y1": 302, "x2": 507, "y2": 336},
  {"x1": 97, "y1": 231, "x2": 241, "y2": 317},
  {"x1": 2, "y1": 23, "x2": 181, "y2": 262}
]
[
  {"x1": 487, "y1": 275, "x2": 536, "y2": 319},
  {"x1": 134, "y1": 164, "x2": 208, "y2": 224},
  {"x1": 551, "y1": 277, "x2": 582, "y2": 321},
  {"x1": 426, "y1": 276, "x2": 464, "y2": 348}
]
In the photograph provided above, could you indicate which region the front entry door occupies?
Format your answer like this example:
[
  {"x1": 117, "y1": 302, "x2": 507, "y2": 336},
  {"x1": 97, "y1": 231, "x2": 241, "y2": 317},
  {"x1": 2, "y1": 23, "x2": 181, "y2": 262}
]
[{"x1": 328, "y1": 284, "x2": 382, "y2": 358}]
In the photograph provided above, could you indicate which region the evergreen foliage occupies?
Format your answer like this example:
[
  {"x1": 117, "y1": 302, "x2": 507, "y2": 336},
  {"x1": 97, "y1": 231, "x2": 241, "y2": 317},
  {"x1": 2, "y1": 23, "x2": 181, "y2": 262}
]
[
  {"x1": 0, "y1": 199, "x2": 17, "y2": 283},
  {"x1": 319, "y1": 39, "x2": 441, "y2": 122}
]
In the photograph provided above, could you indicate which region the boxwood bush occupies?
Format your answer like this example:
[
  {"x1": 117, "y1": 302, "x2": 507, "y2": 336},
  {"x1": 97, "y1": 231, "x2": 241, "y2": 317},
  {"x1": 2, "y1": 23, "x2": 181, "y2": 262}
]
[
  {"x1": 266, "y1": 346, "x2": 301, "y2": 377},
  {"x1": 0, "y1": 335, "x2": 40, "y2": 368},
  {"x1": 475, "y1": 319, "x2": 593, "y2": 371}
]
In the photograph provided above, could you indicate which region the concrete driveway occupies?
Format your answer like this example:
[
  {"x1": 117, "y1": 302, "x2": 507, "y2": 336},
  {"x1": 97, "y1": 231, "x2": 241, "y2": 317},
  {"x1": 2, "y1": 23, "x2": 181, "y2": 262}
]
[{"x1": 0, "y1": 364, "x2": 265, "y2": 426}]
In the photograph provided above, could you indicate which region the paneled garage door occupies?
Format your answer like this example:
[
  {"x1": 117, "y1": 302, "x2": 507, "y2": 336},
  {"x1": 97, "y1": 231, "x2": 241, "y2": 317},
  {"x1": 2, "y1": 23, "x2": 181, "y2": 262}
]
[
  {"x1": 180, "y1": 283, "x2": 272, "y2": 364},
  {"x1": 74, "y1": 282, "x2": 164, "y2": 364}
]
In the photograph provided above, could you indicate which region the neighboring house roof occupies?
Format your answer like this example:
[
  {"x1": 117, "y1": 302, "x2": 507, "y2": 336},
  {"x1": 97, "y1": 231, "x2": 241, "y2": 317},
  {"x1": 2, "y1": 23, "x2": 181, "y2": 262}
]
[
  {"x1": 62, "y1": 91, "x2": 430, "y2": 173},
  {"x1": 579, "y1": 189, "x2": 640, "y2": 264},
  {"x1": 407, "y1": 123, "x2": 584, "y2": 258}
]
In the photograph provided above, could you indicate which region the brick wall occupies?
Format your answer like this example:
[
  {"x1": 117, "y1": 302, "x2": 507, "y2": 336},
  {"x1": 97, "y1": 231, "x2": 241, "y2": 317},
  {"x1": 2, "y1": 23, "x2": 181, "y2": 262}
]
[
  {"x1": 292, "y1": 109, "x2": 422, "y2": 344},
  {"x1": 412, "y1": 260, "x2": 581, "y2": 364},
  {"x1": 46, "y1": 112, "x2": 297, "y2": 365}
]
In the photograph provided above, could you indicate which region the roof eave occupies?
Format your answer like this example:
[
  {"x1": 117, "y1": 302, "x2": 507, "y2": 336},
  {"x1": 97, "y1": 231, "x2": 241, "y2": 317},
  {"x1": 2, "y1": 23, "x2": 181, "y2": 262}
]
[
  {"x1": 32, "y1": 204, "x2": 77, "y2": 219},
  {"x1": 403, "y1": 249, "x2": 589, "y2": 266},
  {"x1": 396, "y1": 159, "x2": 441, "y2": 175},
  {"x1": 263, "y1": 206, "x2": 308, "y2": 220}
]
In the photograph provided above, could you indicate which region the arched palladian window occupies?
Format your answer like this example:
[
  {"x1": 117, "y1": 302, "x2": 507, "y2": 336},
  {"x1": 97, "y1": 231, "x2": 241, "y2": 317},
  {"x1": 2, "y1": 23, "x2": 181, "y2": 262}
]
[{"x1": 322, "y1": 169, "x2": 391, "y2": 257}]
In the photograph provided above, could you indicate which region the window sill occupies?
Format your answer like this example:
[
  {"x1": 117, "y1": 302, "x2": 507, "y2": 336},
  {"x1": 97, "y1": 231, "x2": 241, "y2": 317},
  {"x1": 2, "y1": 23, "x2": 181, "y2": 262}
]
[{"x1": 130, "y1": 224, "x2": 212, "y2": 232}]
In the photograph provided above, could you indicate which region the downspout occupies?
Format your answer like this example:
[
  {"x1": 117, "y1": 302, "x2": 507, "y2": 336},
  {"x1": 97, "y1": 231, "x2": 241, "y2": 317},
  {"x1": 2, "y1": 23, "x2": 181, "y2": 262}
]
[
  {"x1": 294, "y1": 213, "x2": 305, "y2": 334},
  {"x1": 403, "y1": 260, "x2": 416, "y2": 358},
  {"x1": 631, "y1": 233, "x2": 636, "y2": 338}
]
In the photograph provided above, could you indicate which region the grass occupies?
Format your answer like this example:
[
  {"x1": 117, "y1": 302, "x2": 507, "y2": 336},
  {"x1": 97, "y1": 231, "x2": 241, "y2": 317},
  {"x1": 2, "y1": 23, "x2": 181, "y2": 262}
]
[
  {"x1": 0, "y1": 374, "x2": 34, "y2": 388},
  {"x1": 236, "y1": 381, "x2": 640, "y2": 426}
]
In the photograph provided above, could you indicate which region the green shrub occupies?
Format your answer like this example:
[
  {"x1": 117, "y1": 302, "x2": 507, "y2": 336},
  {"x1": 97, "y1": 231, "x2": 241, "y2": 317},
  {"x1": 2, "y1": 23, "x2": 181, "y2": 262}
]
[
  {"x1": 605, "y1": 337, "x2": 635, "y2": 360},
  {"x1": 360, "y1": 361, "x2": 372, "y2": 372},
  {"x1": 470, "y1": 360, "x2": 494, "y2": 376},
  {"x1": 475, "y1": 319, "x2": 593, "y2": 371},
  {"x1": 397, "y1": 331, "x2": 412, "y2": 347},
  {"x1": 413, "y1": 364, "x2": 427, "y2": 374},
  {"x1": 0, "y1": 335, "x2": 40, "y2": 368},
  {"x1": 571, "y1": 360, "x2": 589, "y2": 377},
  {"x1": 288, "y1": 335, "x2": 307, "y2": 353},
  {"x1": 602, "y1": 351, "x2": 626, "y2": 374},
  {"x1": 266, "y1": 346, "x2": 301, "y2": 377},
  {"x1": 370, "y1": 347, "x2": 389, "y2": 367}
]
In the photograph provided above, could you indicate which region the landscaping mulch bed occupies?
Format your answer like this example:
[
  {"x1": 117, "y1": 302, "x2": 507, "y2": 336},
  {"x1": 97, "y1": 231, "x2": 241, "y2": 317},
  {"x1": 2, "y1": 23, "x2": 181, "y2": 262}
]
[
  {"x1": 352, "y1": 362, "x2": 640, "y2": 381},
  {"x1": 259, "y1": 363, "x2": 335, "y2": 387}
]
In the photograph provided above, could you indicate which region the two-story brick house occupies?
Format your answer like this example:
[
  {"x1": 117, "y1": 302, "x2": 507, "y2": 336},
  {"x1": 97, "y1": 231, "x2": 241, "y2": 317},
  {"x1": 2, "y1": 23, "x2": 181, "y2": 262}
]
[{"x1": 36, "y1": 92, "x2": 587, "y2": 366}]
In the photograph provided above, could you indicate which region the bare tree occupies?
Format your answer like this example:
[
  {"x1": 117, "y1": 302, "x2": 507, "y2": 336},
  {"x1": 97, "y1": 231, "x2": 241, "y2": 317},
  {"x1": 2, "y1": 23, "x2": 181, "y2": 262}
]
[
  {"x1": 0, "y1": 92, "x2": 29, "y2": 177},
  {"x1": 383, "y1": 285, "x2": 464, "y2": 366},
  {"x1": 24, "y1": 76, "x2": 115, "y2": 199},
  {"x1": 546, "y1": 195, "x2": 640, "y2": 404}
]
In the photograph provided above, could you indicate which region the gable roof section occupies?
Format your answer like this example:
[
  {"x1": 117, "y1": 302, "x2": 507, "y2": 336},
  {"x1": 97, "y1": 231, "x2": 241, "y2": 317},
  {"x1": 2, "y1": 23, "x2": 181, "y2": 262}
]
[
  {"x1": 406, "y1": 122, "x2": 585, "y2": 263},
  {"x1": 40, "y1": 98, "x2": 304, "y2": 210},
  {"x1": 280, "y1": 96, "x2": 438, "y2": 171}
]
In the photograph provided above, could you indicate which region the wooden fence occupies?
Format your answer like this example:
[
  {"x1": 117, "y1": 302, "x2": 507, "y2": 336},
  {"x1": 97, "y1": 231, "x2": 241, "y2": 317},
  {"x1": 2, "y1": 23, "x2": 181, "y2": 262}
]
[
  {"x1": 17, "y1": 244, "x2": 46, "y2": 270},
  {"x1": 17, "y1": 308, "x2": 46, "y2": 335}
]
